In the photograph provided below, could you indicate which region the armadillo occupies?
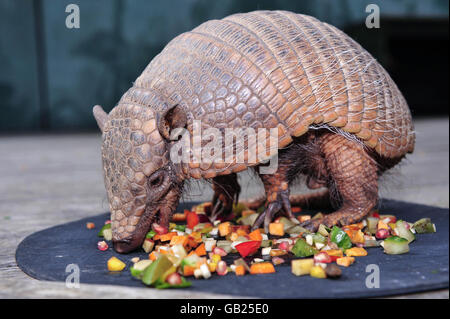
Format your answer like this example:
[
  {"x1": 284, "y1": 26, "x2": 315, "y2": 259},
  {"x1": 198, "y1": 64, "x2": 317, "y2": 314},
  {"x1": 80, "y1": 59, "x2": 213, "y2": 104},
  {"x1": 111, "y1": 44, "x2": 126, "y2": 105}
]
[{"x1": 93, "y1": 11, "x2": 415, "y2": 253}]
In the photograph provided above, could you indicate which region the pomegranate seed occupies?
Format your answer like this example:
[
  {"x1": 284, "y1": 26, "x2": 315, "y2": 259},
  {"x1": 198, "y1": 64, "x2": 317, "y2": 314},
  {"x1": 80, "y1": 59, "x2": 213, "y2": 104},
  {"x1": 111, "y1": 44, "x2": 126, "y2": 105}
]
[
  {"x1": 278, "y1": 241, "x2": 289, "y2": 251},
  {"x1": 97, "y1": 241, "x2": 108, "y2": 251},
  {"x1": 376, "y1": 228, "x2": 390, "y2": 239}
]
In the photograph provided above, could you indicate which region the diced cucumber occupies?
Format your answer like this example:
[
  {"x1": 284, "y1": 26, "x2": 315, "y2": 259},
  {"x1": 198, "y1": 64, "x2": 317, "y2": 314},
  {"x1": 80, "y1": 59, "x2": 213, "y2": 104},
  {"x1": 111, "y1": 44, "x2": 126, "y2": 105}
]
[
  {"x1": 97, "y1": 223, "x2": 111, "y2": 237},
  {"x1": 239, "y1": 213, "x2": 258, "y2": 226},
  {"x1": 382, "y1": 236, "x2": 409, "y2": 255},
  {"x1": 102, "y1": 228, "x2": 112, "y2": 241},
  {"x1": 142, "y1": 255, "x2": 173, "y2": 286},
  {"x1": 366, "y1": 217, "x2": 379, "y2": 235},
  {"x1": 286, "y1": 225, "x2": 310, "y2": 235},
  {"x1": 313, "y1": 233, "x2": 327, "y2": 244},
  {"x1": 413, "y1": 218, "x2": 436, "y2": 234},
  {"x1": 395, "y1": 220, "x2": 415, "y2": 243},
  {"x1": 130, "y1": 259, "x2": 152, "y2": 279}
]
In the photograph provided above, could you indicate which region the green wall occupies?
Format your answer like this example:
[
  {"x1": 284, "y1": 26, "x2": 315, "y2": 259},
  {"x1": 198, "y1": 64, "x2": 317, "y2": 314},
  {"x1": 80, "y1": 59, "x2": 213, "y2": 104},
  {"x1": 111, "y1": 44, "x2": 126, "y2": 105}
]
[{"x1": 0, "y1": 0, "x2": 448, "y2": 131}]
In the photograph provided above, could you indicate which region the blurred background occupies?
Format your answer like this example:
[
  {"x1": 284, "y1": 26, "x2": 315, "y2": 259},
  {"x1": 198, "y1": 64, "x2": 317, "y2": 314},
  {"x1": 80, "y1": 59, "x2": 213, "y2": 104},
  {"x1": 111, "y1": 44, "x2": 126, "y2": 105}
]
[
  {"x1": 0, "y1": 0, "x2": 448, "y2": 298},
  {"x1": 0, "y1": 0, "x2": 448, "y2": 132}
]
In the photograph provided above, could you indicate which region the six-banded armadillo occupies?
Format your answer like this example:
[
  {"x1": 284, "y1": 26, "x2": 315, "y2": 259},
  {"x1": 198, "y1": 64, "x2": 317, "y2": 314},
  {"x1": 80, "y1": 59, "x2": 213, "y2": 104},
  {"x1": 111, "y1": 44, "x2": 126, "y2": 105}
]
[{"x1": 93, "y1": 10, "x2": 414, "y2": 253}]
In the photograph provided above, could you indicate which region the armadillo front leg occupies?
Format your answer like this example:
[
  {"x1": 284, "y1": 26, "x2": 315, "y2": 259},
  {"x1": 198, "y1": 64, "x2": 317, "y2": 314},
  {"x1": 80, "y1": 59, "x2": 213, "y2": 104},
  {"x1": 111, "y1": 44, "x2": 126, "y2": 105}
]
[
  {"x1": 301, "y1": 134, "x2": 379, "y2": 231},
  {"x1": 210, "y1": 173, "x2": 240, "y2": 221},
  {"x1": 251, "y1": 168, "x2": 299, "y2": 232}
]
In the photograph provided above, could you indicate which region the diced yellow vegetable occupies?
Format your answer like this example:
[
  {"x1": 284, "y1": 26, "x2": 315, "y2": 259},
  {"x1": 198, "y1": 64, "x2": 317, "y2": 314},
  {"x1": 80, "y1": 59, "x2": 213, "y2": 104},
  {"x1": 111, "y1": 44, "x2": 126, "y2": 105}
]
[
  {"x1": 336, "y1": 256, "x2": 355, "y2": 267},
  {"x1": 345, "y1": 247, "x2": 368, "y2": 257},
  {"x1": 378, "y1": 220, "x2": 389, "y2": 230},
  {"x1": 107, "y1": 256, "x2": 126, "y2": 272},
  {"x1": 291, "y1": 258, "x2": 314, "y2": 276},
  {"x1": 310, "y1": 265, "x2": 327, "y2": 278},
  {"x1": 269, "y1": 223, "x2": 284, "y2": 236},
  {"x1": 218, "y1": 222, "x2": 232, "y2": 237}
]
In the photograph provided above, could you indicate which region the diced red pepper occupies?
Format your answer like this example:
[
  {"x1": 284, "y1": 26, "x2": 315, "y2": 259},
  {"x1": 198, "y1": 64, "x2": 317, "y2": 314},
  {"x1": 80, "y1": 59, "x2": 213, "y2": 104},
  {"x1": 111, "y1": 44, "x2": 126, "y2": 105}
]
[
  {"x1": 152, "y1": 223, "x2": 168, "y2": 235},
  {"x1": 97, "y1": 241, "x2": 108, "y2": 251},
  {"x1": 235, "y1": 241, "x2": 261, "y2": 258},
  {"x1": 186, "y1": 211, "x2": 200, "y2": 229},
  {"x1": 329, "y1": 255, "x2": 340, "y2": 262}
]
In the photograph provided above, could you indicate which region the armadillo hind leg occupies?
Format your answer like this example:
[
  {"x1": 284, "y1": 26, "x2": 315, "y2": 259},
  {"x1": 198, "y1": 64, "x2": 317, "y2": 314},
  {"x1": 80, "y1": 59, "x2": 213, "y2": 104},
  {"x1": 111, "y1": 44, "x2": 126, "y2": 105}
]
[
  {"x1": 209, "y1": 173, "x2": 241, "y2": 221},
  {"x1": 301, "y1": 133, "x2": 379, "y2": 231},
  {"x1": 251, "y1": 166, "x2": 300, "y2": 232}
]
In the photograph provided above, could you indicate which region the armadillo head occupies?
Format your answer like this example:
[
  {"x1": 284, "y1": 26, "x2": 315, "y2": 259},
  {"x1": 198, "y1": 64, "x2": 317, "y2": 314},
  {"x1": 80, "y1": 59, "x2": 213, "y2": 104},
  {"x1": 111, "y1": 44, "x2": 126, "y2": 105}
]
[{"x1": 93, "y1": 103, "x2": 187, "y2": 253}]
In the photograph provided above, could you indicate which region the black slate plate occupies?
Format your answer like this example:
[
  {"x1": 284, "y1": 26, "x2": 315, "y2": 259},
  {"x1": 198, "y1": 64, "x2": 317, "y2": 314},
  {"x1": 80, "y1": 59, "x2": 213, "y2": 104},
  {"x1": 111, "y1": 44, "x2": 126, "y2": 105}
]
[{"x1": 16, "y1": 199, "x2": 449, "y2": 298}]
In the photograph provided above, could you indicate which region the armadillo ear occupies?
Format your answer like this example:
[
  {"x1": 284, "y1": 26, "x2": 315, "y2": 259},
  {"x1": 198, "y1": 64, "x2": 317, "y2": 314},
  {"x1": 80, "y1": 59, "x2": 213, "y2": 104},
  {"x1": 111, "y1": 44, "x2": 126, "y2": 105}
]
[
  {"x1": 157, "y1": 104, "x2": 187, "y2": 140},
  {"x1": 93, "y1": 105, "x2": 108, "y2": 132}
]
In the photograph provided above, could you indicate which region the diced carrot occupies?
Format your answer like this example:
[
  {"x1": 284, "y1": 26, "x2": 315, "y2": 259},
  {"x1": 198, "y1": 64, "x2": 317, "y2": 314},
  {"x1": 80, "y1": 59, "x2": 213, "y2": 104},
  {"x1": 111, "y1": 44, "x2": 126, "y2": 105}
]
[
  {"x1": 187, "y1": 250, "x2": 196, "y2": 257},
  {"x1": 297, "y1": 215, "x2": 311, "y2": 223},
  {"x1": 248, "y1": 229, "x2": 263, "y2": 241},
  {"x1": 149, "y1": 251, "x2": 159, "y2": 261},
  {"x1": 218, "y1": 222, "x2": 232, "y2": 237},
  {"x1": 194, "y1": 243, "x2": 206, "y2": 256},
  {"x1": 189, "y1": 232, "x2": 202, "y2": 243},
  {"x1": 345, "y1": 247, "x2": 368, "y2": 257},
  {"x1": 269, "y1": 223, "x2": 284, "y2": 236},
  {"x1": 86, "y1": 222, "x2": 95, "y2": 229},
  {"x1": 171, "y1": 212, "x2": 186, "y2": 222},
  {"x1": 291, "y1": 206, "x2": 302, "y2": 213},
  {"x1": 183, "y1": 265, "x2": 195, "y2": 277},
  {"x1": 250, "y1": 262, "x2": 276, "y2": 274},
  {"x1": 153, "y1": 234, "x2": 161, "y2": 241},
  {"x1": 170, "y1": 235, "x2": 188, "y2": 247},
  {"x1": 159, "y1": 232, "x2": 177, "y2": 242},
  {"x1": 186, "y1": 211, "x2": 200, "y2": 229},
  {"x1": 325, "y1": 249, "x2": 344, "y2": 257},
  {"x1": 269, "y1": 249, "x2": 287, "y2": 257},
  {"x1": 228, "y1": 232, "x2": 239, "y2": 241},
  {"x1": 235, "y1": 265, "x2": 246, "y2": 276},
  {"x1": 336, "y1": 256, "x2": 355, "y2": 267},
  {"x1": 344, "y1": 229, "x2": 365, "y2": 244}
]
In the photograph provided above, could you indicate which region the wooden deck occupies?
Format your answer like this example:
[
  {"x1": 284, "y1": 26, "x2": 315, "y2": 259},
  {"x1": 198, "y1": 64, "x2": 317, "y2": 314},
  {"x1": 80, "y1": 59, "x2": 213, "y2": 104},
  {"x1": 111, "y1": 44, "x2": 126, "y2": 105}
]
[{"x1": 0, "y1": 117, "x2": 448, "y2": 298}]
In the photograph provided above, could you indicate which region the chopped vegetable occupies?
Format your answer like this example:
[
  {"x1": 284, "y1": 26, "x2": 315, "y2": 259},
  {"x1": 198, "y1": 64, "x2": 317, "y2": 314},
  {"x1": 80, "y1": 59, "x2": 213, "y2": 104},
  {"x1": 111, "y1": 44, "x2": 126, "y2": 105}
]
[
  {"x1": 216, "y1": 261, "x2": 228, "y2": 276},
  {"x1": 269, "y1": 223, "x2": 284, "y2": 236},
  {"x1": 248, "y1": 229, "x2": 263, "y2": 241},
  {"x1": 142, "y1": 255, "x2": 173, "y2": 286},
  {"x1": 382, "y1": 236, "x2": 410, "y2": 255},
  {"x1": 366, "y1": 216, "x2": 379, "y2": 235},
  {"x1": 344, "y1": 247, "x2": 367, "y2": 257},
  {"x1": 97, "y1": 241, "x2": 108, "y2": 251},
  {"x1": 310, "y1": 265, "x2": 326, "y2": 278},
  {"x1": 375, "y1": 228, "x2": 390, "y2": 239},
  {"x1": 330, "y1": 226, "x2": 352, "y2": 249},
  {"x1": 394, "y1": 220, "x2": 415, "y2": 243},
  {"x1": 291, "y1": 239, "x2": 317, "y2": 257},
  {"x1": 413, "y1": 218, "x2": 436, "y2": 234},
  {"x1": 218, "y1": 222, "x2": 232, "y2": 237},
  {"x1": 145, "y1": 230, "x2": 156, "y2": 239},
  {"x1": 318, "y1": 224, "x2": 330, "y2": 237},
  {"x1": 336, "y1": 256, "x2": 355, "y2": 267},
  {"x1": 297, "y1": 215, "x2": 311, "y2": 223},
  {"x1": 291, "y1": 258, "x2": 314, "y2": 276},
  {"x1": 314, "y1": 252, "x2": 332, "y2": 263},
  {"x1": 235, "y1": 265, "x2": 246, "y2": 276},
  {"x1": 107, "y1": 256, "x2": 126, "y2": 272},
  {"x1": 142, "y1": 239, "x2": 155, "y2": 253},
  {"x1": 130, "y1": 259, "x2": 152, "y2": 278},
  {"x1": 97, "y1": 223, "x2": 111, "y2": 237},
  {"x1": 250, "y1": 262, "x2": 275, "y2": 274},
  {"x1": 235, "y1": 241, "x2": 261, "y2": 258}
]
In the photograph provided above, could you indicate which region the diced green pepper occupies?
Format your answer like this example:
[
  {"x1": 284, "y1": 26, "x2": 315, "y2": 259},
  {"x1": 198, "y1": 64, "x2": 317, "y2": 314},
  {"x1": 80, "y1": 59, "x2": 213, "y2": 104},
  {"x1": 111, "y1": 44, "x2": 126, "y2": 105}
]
[
  {"x1": 330, "y1": 226, "x2": 352, "y2": 249},
  {"x1": 153, "y1": 276, "x2": 192, "y2": 289},
  {"x1": 413, "y1": 218, "x2": 436, "y2": 234},
  {"x1": 97, "y1": 223, "x2": 111, "y2": 237},
  {"x1": 145, "y1": 230, "x2": 156, "y2": 239},
  {"x1": 174, "y1": 224, "x2": 186, "y2": 232},
  {"x1": 382, "y1": 236, "x2": 409, "y2": 255},
  {"x1": 291, "y1": 239, "x2": 318, "y2": 257}
]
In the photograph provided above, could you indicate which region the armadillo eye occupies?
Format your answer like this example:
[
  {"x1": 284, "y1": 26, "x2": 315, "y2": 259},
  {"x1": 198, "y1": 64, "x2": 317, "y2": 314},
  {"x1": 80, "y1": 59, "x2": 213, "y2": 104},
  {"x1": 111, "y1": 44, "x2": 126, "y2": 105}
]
[{"x1": 148, "y1": 171, "x2": 164, "y2": 188}]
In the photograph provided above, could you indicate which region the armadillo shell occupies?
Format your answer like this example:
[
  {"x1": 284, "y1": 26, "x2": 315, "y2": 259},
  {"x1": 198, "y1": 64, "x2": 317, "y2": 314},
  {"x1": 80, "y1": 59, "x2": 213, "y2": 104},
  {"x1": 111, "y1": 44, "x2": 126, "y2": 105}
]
[{"x1": 120, "y1": 10, "x2": 415, "y2": 178}]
